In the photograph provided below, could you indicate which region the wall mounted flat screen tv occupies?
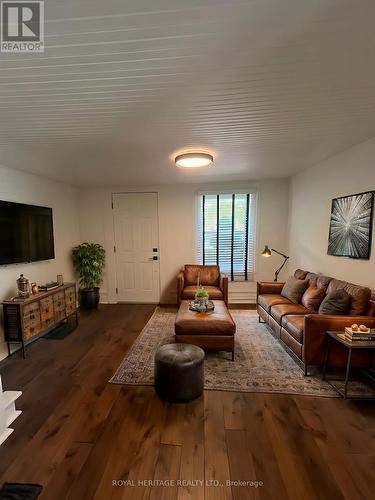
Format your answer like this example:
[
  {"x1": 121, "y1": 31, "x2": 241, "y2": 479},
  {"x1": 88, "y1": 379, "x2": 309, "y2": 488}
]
[{"x1": 0, "y1": 201, "x2": 55, "y2": 265}]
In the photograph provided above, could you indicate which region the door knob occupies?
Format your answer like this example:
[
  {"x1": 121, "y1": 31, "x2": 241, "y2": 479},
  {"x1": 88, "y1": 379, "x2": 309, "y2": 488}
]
[{"x1": 148, "y1": 256, "x2": 158, "y2": 261}]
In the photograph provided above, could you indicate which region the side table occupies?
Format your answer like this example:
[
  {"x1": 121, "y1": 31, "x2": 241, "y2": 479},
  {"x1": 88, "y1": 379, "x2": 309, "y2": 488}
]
[{"x1": 322, "y1": 331, "x2": 375, "y2": 400}]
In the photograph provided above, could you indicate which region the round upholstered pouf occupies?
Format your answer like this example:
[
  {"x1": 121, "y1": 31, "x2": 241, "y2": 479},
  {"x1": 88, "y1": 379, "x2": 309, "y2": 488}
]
[{"x1": 154, "y1": 343, "x2": 204, "y2": 403}]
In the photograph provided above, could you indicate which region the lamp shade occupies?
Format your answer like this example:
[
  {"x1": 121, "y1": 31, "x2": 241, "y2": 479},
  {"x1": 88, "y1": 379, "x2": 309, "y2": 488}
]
[
  {"x1": 175, "y1": 152, "x2": 213, "y2": 168},
  {"x1": 261, "y1": 245, "x2": 272, "y2": 257}
]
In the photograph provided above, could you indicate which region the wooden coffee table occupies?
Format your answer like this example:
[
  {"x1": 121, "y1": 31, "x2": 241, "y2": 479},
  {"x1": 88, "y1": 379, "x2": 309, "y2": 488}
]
[{"x1": 174, "y1": 300, "x2": 236, "y2": 360}]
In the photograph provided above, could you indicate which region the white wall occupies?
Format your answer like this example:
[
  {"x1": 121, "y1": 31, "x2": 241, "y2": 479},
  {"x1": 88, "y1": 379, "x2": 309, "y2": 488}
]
[
  {"x1": 288, "y1": 137, "x2": 375, "y2": 291},
  {"x1": 0, "y1": 165, "x2": 81, "y2": 360},
  {"x1": 78, "y1": 179, "x2": 290, "y2": 305},
  {"x1": 4, "y1": 132, "x2": 375, "y2": 361}
]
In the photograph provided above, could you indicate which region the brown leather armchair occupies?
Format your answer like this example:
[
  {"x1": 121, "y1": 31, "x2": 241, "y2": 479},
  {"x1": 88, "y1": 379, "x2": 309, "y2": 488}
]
[{"x1": 177, "y1": 265, "x2": 228, "y2": 305}]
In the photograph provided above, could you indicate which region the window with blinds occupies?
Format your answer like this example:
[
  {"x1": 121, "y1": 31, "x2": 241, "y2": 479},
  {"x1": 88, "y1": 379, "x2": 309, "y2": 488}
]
[{"x1": 197, "y1": 193, "x2": 256, "y2": 281}]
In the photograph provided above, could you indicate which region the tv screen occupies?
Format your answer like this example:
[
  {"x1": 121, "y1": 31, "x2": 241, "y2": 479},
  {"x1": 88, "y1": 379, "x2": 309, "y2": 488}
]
[{"x1": 0, "y1": 201, "x2": 55, "y2": 265}]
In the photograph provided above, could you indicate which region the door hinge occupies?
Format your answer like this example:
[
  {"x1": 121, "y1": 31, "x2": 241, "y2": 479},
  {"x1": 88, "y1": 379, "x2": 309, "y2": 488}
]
[
  {"x1": 114, "y1": 245, "x2": 116, "y2": 253},
  {"x1": 116, "y1": 287, "x2": 118, "y2": 294}
]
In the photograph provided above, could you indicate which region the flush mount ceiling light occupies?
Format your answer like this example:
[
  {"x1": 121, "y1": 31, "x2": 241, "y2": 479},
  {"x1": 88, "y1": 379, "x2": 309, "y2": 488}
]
[{"x1": 175, "y1": 152, "x2": 213, "y2": 169}]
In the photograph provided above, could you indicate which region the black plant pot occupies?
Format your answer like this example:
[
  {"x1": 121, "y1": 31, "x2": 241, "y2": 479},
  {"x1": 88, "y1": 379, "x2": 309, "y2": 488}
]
[{"x1": 80, "y1": 287, "x2": 100, "y2": 309}]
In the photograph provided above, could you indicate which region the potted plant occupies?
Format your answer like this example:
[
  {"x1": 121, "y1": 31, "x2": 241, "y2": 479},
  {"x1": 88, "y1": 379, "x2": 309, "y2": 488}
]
[
  {"x1": 195, "y1": 287, "x2": 209, "y2": 308},
  {"x1": 72, "y1": 242, "x2": 105, "y2": 309}
]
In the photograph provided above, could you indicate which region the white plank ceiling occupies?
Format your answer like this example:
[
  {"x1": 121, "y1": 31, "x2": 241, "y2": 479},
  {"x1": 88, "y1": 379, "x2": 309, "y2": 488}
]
[{"x1": 1, "y1": 0, "x2": 375, "y2": 186}]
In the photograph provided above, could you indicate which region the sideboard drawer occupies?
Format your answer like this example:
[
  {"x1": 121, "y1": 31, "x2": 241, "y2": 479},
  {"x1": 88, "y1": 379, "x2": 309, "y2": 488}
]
[
  {"x1": 24, "y1": 321, "x2": 41, "y2": 340},
  {"x1": 23, "y1": 315, "x2": 41, "y2": 330},
  {"x1": 65, "y1": 303, "x2": 76, "y2": 316},
  {"x1": 53, "y1": 291, "x2": 66, "y2": 315},
  {"x1": 23, "y1": 302, "x2": 40, "y2": 318},
  {"x1": 65, "y1": 287, "x2": 76, "y2": 315},
  {"x1": 23, "y1": 309, "x2": 41, "y2": 325},
  {"x1": 65, "y1": 287, "x2": 76, "y2": 304},
  {"x1": 40, "y1": 297, "x2": 54, "y2": 319},
  {"x1": 41, "y1": 315, "x2": 55, "y2": 330},
  {"x1": 54, "y1": 311, "x2": 66, "y2": 323}
]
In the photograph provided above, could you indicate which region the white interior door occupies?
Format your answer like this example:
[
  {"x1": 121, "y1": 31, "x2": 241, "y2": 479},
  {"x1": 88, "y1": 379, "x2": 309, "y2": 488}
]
[{"x1": 113, "y1": 193, "x2": 160, "y2": 303}]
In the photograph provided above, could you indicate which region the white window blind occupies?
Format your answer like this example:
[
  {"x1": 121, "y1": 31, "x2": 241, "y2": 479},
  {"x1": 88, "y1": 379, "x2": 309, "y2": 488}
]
[{"x1": 197, "y1": 193, "x2": 256, "y2": 281}]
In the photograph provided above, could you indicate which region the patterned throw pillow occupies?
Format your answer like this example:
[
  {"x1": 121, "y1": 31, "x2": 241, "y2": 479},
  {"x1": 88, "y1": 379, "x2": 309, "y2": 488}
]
[{"x1": 281, "y1": 277, "x2": 309, "y2": 304}]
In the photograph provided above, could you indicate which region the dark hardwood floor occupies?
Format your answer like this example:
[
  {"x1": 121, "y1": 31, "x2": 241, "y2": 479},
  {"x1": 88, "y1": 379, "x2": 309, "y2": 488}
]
[{"x1": 0, "y1": 304, "x2": 374, "y2": 500}]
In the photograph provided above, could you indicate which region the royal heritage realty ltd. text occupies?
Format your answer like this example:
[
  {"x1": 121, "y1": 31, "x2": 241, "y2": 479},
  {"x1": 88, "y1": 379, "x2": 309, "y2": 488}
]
[{"x1": 112, "y1": 479, "x2": 264, "y2": 488}]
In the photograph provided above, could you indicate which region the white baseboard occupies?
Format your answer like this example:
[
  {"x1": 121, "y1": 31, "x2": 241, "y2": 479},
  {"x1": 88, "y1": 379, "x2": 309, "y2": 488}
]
[{"x1": 228, "y1": 292, "x2": 257, "y2": 304}]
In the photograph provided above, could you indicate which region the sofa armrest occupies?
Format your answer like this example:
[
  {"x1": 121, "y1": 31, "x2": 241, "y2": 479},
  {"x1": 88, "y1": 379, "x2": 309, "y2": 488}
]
[
  {"x1": 177, "y1": 271, "x2": 185, "y2": 306},
  {"x1": 220, "y1": 273, "x2": 229, "y2": 305},
  {"x1": 304, "y1": 314, "x2": 375, "y2": 365},
  {"x1": 257, "y1": 281, "x2": 285, "y2": 296}
]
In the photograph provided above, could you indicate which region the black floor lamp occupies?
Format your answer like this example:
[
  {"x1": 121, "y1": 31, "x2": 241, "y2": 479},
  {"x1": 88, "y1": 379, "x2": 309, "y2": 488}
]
[{"x1": 261, "y1": 245, "x2": 289, "y2": 282}]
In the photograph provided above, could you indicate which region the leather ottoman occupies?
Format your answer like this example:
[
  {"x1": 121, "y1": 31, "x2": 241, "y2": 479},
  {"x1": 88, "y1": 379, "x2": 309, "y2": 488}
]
[
  {"x1": 175, "y1": 300, "x2": 236, "y2": 360},
  {"x1": 154, "y1": 343, "x2": 204, "y2": 402}
]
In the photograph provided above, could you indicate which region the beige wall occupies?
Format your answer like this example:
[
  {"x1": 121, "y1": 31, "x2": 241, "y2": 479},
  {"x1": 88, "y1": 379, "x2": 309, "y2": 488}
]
[
  {"x1": 0, "y1": 165, "x2": 81, "y2": 361},
  {"x1": 78, "y1": 179, "x2": 290, "y2": 305},
  {"x1": 288, "y1": 137, "x2": 375, "y2": 291}
]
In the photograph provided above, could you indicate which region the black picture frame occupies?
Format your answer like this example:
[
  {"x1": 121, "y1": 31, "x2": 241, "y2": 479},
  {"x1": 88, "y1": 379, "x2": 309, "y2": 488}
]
[{"x1": 327, "y1": 190, "x2": 374, "y2": 260}]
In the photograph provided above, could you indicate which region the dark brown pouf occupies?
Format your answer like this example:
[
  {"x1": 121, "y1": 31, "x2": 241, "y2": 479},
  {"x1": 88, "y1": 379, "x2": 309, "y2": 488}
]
[{"x1": 154, "y1": 343, "x2": 204, "y2": 402}]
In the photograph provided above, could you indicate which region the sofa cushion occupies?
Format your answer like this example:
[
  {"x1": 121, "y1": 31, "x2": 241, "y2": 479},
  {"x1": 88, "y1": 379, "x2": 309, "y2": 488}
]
[
  {"x1": 281, "y1": 277, "x2": 309, "y2": 304},
  {"x1": 184, "y1": 265, "x2": 220, "y2": 287},
  {"x1": 316, "y1": 275, "x2": 333, "y2": 290},
  {"x1": 280, "y1": 329, "x2": 302, "y2": 358},
  {"x1": 305, "y1": 272, "x2": 318, "y2": 287},
  {"x1": 326, "y1": 279, "x2": 371, "y2": 315},
  {"x1": 294, "y1": 269, "x2": 308, "y2": 280},
  {"x1": 368, "y1": 297, "x2": 375, "y2": 317},
  {"x1": 181, "y1": 285, "x2": 223, "y2": 300},
  {"x1": 300, "y1": 272, "x2": 332, "y2": 290},
  {"x1": 258, "y1": 294, "x2": 291, "y2": 313},
  {"x1": 301, "y1": 287, "x2": 326, "y2": 311},
  {"x1": 270, "y1": 303, "x2": 312, "y2": 324},
  {"x1": 319, "y1": 289, "x2": 351, "y2": 315},
  {"x1": 281, "y1": 315, "x2": 304, "y2": 343}
]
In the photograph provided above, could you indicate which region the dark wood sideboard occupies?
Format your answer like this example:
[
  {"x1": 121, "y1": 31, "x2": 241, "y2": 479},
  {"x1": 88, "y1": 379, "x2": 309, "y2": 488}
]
[{"x1": 2, "y1": 283, "x2": 78, "y2": 358}]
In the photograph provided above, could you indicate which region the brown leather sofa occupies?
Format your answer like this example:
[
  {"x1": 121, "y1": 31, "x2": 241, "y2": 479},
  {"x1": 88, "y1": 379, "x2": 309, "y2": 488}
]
[
  {"x1": 177, "y1": 265, "x2": 228, "y2": 305},
  {"x1": 257, "y1": 269, "x2": 375, "y2": 374}
]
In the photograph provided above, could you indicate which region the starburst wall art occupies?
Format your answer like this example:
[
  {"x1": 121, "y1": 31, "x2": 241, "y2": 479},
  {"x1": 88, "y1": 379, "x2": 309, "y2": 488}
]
[{"x1": 328, "y1": 191, "x2": 374, "y2": 259}]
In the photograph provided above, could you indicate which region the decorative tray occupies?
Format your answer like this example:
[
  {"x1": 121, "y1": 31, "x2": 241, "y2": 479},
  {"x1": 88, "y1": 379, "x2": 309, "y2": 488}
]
[{"x1": 189, "y1": 300, "x2": 215, "y2": 313}]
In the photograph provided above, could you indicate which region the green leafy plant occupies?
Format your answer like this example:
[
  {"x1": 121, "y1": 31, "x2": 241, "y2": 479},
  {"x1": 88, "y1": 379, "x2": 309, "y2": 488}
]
[
  {"x1": 195, "y1": 287, "x2": 209, "y2": 299},
  {"x1": 72, "y1": 242, "x2": 105, "y2": 289}
]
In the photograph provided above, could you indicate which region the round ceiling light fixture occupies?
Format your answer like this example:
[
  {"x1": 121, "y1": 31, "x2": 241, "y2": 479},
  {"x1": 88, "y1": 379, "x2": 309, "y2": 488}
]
[{"x1": 175, "y1": 152, "x2": 213, "y2": 169}]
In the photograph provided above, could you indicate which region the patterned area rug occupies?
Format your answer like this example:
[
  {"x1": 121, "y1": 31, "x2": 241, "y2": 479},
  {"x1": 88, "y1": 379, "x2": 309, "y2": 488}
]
[{"x1": 110, "y1": 307, "x2": 341, "y2": 397}]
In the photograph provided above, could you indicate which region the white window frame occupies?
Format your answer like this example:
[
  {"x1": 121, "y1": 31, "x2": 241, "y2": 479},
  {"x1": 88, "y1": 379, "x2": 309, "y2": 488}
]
[{"x1": 195, "y1": 188, "x2": 258, "y2": 281}]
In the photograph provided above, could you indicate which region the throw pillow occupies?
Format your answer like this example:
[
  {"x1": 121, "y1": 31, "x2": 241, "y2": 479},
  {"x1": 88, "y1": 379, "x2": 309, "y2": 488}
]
[
  {"x1": 301, "y1": 287, "x2": 326, "y2": 310},
  {"x1": 319, "y1": 289, "x2": 351, "y2": 315},
  {"x1": 281, "y1": 276, "x2": 309, "y2": 304},
  {"x1": 294, "y1": 269, "x2": 307, "y2": 280}
]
